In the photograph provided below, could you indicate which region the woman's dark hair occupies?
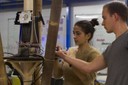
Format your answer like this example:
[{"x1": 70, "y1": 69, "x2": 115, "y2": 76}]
[
  {"x1": 74, "y1": 18, "x2": 99, "y2": 41},
  {"x1": 103, "y1": 1, "x2": 128, "y2": 22}
]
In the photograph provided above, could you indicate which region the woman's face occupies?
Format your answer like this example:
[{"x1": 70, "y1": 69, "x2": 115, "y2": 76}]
[{"x1": 73, "y1": 25, "x2": 90, "y2": 46}]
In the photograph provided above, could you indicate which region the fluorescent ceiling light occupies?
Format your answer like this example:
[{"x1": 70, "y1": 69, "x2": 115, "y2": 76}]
[{"x1": 75, "y1": 15, "x2": 99, "y2": 19}]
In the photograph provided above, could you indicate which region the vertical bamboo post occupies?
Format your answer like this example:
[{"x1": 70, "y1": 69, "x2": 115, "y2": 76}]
[
  {"x1": 33, "y1": 0, "x2": 43, "y2": 44},
  {"x1": 22, "y1": 0, "x2": 34, "y2": 85},
  {"x1": 42, "y1": 0, "x2": 63, "y2": 85},
  {"x1": 33, "y1": 0, "x2": 43, "y2": 85},
  {"x1": 0, "y1": 34, "x2": 8, "y2": 85},
  {"x1": 24, "y1": 0, "x2": 33, "y2": 11}
]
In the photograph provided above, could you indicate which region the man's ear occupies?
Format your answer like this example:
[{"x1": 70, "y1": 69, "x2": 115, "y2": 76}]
[{"x1": 113, "y1": 13, "x2": 120, "y2": 21}]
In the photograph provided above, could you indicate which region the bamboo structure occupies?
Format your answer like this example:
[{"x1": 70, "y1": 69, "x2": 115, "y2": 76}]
[
  {"x1": 0, "y1": 34, "x2": 8, "y2": 85},
  {"x1": 5, "y1": 0, "x2": 43, "y2": 85},
  {"x1": 4, "y1": 58, "x2": 43, "y2": 85},
  {"x1": 1, "y1": 0, "x2": 63, "y2": 84},
  {"x1": 15, "y1": 0, "x2": 42, "y2": 85}
]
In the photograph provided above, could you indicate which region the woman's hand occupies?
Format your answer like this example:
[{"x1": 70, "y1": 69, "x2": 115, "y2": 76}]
[{"x1": 55, "y1": 47, "x2": 67, "y2": 59}]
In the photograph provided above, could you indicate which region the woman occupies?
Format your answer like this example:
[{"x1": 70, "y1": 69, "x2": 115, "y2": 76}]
[{"x1": 53, "y1": 19, "x2": 101, "y2": 85}]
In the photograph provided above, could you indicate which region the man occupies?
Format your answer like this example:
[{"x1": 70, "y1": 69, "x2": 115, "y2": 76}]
[{"x1": 56, "y1": 1, "x2": 128, "y2": 85}]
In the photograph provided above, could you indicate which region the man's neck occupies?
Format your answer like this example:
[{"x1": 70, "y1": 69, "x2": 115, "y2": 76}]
[{"x1": 114, "y1": 23, "x2": 128, "y2": 38}]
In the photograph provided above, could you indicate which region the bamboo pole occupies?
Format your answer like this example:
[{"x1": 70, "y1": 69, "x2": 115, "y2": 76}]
[
  {"x1": 33, "y1": 0, "x2": 43, "y2": 85},
  {"x1": 24, "y1": 0, "x2": 33, "y2": 11},
  {"x1": 42, "y1": 0, "x2": 63, "y2": 85},
  {"x1": 0, "y1": 34, "x2": 8, "y2": 85},
  {"x1": 20, "y1": 0, "x2": 34, "y2": 85},
  {"x1": 33, "y1": 0, "x2": 43, "y2": 44}
]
